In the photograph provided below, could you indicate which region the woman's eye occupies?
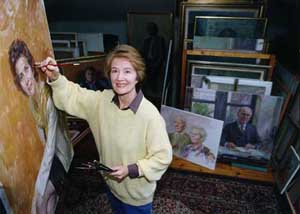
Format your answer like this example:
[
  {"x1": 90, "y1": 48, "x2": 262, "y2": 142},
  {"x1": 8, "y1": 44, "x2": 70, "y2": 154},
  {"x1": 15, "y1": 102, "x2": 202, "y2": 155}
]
[
  {"x1": 111, "y1": 69, "x2": 117, "y2": 73},
  {"x1": 125, "y1": 70, "x2": 131, "y2": 74}
]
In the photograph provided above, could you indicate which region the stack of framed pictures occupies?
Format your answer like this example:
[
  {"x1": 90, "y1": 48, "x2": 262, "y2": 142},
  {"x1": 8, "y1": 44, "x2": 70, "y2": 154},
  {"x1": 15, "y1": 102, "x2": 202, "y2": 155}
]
[
  {"x1": 271, "y1": 64, "x2": 300, "y2": 123},
  {"x1": 51, "y1": 32, "x2": 81, "y2": 59},
  {"x1": 190, "y1": 75, "x2": 272, "y2": 95},
  {"x1": 271, "y1": 72, "x2": 300, "y2": 168},
  {"x1": 193, "y1": 16, "x2": 267, "y2": 52},
  {"x1": 269, "y1": 66, "x2": 300, "y2": 212},
  {"x1": 180, "y1": 49, "x2": 277, "y2": 106},
  {"x1": 271, "y1": 117, "x2": 298, "y2": 167},
  {"x1": 51, "y1": 32, "x2": 107, "y2": 59},
  {"x1": 289, "y1": 88, "x2": 300, "y2": 129},
  {"x1": 177, "y1": 0, "x2": 291, "y2": 176},
  {"x1": 188, "y1": 60, "x2": 268, "y2": 80},
  {"x1": 179, "y1": 1, "x2": 265, "y2": 50}
]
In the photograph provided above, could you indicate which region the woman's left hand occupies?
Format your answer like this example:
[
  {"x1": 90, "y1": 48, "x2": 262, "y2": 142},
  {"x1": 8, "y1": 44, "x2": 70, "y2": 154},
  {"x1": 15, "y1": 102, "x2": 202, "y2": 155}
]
[{"x1": 110, "y1": 165, "x2": 129, "y2": 181}]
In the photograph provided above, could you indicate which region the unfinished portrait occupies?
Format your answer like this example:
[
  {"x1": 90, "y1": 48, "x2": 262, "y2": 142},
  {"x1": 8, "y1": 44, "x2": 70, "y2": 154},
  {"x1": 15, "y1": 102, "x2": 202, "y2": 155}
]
[{"x1": 0, "y1": 0, "x2": 73, "y2": 212}]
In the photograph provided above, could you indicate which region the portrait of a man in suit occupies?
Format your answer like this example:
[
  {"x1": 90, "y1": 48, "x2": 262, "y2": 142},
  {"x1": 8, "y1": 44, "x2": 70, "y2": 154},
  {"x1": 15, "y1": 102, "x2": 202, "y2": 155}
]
[{"x1": 220, "y1": 106, "x2": 261, "y2": 149}]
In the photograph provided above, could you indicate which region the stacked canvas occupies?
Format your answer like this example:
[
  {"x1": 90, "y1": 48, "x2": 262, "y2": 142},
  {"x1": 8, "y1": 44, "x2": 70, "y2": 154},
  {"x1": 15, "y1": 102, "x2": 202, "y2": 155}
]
[{"x1": 176, "y1": 1, "x2": 286, "y2": 171}]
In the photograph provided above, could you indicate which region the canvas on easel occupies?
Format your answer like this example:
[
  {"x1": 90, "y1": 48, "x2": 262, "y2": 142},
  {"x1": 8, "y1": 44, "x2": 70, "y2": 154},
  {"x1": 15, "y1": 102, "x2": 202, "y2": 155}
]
[{"x1": 0, "y1": 0, "x2": 73, "y2": 212}]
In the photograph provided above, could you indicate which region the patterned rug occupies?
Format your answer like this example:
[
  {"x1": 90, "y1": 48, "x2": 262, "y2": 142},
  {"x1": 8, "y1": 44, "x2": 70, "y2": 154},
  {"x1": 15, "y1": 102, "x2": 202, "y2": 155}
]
[{"x1": 57, "y1": 159, "x2": 282, "y2": 214}]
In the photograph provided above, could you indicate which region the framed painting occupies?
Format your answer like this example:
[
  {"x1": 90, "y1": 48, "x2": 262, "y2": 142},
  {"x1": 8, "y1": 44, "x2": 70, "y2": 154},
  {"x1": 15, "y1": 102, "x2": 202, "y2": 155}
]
[
  {"x1": 288, "y1": 86, "x2": 300, "y2": 128},
  {"x1": 161, "y1": 105, "x2": 224, "y2": 170},
  {"x1": 77, "y1": 33, "x2": 104, "y2": 54},
  {"x1": 190, "y1": 75, "x2": 272, "y2": 95},
  {"x1": 69, "y1": 40, "x2": 88, "y2": 57},
  {"x1": 271, "y1": 117, "x2": 298, "y2": 167},
  {"x1": 194, "y1": 16, "x2": 267, "y2": 39},
  {"x1": 57, "y1": 55, "x2": 106, "y2": 83},
  {"x1": 186, "y1": 52, "x2": 271, "y2": 72},
  {"x1": 127, "y1": 12, "x2": 173, "y2": 51},
  {"x1": 52, "y1": 40, "x2": 71, "y2": 48},
  {"x1": 193, "y1": 36, "x2": 265, "y2": 52},
  {"x1": 273, "y1": 63, "x2": 300, "y2": 94},
  {"x1": 185, "y1": 87, "x2": 283, "y2": 165},
  {"x1": 287, "y1": 172, "x2": 300, "y2": 214},
  {"x1": 272, "y1": 78, "x2": 292, "y2": 124},
  {"x1": 186, "y1": 60, "x2": 268, "y2": 86},
  {"x1": 180, "y1": 2, "x2": 265, "y2": 48},
  {"x1": 275, "y1": 146, "x2": 300, "y2": 194}
]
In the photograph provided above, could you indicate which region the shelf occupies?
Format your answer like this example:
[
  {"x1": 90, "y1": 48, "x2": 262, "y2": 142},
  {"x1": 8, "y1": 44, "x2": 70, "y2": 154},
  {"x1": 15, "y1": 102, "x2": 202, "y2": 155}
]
[{"x1": 170, "y1": 156, "x2": 274, "y2": 183}]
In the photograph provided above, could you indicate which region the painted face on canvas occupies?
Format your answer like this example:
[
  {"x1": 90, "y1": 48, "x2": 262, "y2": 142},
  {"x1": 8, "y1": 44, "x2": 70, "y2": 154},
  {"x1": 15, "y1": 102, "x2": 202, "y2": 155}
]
[
  {"x1": 85, "y1": 69, "x2": 93, "y2": 82},
  {"x1": 110, "y1": 57, "x2": 138, "y2": 96},
  {"x1": 190, "y1": 128, "x2": 206, "y2": 144},
  {"x1": 174, "y1": 117, "x2": 185, "y2": 133},
  {"x1": 15, "y1": 55, "x2": 36, "y2": 96},
  {"x1": 237, "y1": 107, "x2": 252, "y2": 124}
]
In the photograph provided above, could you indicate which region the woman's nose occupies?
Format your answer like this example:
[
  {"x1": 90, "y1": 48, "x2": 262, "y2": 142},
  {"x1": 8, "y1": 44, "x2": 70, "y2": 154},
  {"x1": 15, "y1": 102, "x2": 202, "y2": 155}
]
[{"x1": 116, "y1": 71, "x2": 124, "y2": 80}]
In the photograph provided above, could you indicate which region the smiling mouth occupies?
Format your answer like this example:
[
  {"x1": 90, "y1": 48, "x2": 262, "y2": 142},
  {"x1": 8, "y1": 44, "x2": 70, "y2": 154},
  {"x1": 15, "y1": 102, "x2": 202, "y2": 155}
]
[{"x1": 116, "y1": 83, "x2": 127, "y2": 88}]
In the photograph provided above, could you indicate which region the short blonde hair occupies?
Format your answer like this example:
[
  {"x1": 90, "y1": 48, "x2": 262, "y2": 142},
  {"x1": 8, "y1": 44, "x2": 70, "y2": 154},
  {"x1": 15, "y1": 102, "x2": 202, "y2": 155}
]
[
  {"x1": 191, "y1": 127, "x2": 207, "y2": 140},
  {"x1": 105, "y1": 44, "x2": 146, "y2": 84}
]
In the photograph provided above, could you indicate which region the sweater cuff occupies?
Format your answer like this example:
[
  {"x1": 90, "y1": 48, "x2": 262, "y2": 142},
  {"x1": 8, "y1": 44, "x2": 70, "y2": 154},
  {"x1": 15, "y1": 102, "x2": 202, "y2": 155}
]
[
  {"x1": 127, "y1": 164, "x2": 139, "y2": 178},
  {"x1": 47, "y1": 74, "x2": 63, "y2": 86}
]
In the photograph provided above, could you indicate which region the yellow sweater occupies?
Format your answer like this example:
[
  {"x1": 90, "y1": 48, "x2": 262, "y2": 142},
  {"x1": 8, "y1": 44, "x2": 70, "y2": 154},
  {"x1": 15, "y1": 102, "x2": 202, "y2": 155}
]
[{"x1": 49, "y1": 75, "x2": 172, "y2": 206}]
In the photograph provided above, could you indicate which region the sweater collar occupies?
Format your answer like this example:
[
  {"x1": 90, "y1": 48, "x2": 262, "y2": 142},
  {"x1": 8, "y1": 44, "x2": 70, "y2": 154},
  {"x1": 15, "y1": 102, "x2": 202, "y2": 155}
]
[{"x1": 111, "y1": 90, "x2": 143, "y2": 113}]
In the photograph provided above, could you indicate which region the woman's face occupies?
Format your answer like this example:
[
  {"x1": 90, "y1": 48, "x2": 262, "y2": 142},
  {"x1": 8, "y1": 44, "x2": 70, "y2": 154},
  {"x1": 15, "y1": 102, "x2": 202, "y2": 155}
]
[
  {"x1": 110, "y1": 57, "x2": 138, "y2": 96},
  {"x1": 15, "y1": 56, "x2": 36, "y2": 96},
  {"x1": 190, "y1": 129, "x2": 203, "y2": 144}
]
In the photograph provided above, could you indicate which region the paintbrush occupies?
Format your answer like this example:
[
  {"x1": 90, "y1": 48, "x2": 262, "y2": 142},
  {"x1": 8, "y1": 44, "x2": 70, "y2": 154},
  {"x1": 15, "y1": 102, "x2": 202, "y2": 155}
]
[{"x1": 34, "y1": 62, "x2": 80, "y2": 69}]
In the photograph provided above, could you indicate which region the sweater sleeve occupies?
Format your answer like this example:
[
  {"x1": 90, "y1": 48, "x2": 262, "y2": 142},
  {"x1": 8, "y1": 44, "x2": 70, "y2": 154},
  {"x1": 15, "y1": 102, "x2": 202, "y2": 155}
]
[
  {"x1": 137, "y1": 115, "x2": 173, "y2": 182},
  {"x1": 48, "y1": 75, "x2": 100, "y2": 120}
]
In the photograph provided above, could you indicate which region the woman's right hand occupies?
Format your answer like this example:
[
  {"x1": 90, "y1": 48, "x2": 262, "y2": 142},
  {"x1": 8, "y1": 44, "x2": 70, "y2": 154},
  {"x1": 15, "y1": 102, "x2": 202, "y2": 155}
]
[{"x1": 37, "y1": 57, "x2": 60, "y2": 82}]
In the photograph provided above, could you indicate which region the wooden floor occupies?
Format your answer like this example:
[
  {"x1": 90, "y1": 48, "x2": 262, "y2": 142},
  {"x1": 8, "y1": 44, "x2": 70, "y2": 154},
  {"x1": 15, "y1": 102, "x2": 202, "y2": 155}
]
[{"x1": 171, "y1": 156, "x2": 274, "y2": 183}]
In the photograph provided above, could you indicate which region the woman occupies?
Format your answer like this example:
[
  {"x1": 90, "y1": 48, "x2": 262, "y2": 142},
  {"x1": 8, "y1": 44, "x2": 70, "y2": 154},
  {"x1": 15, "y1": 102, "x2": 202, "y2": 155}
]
[
  {"x1": 39, "y1": 44, "x2": 172, "y2": 213},
  {"x1": 8, "y1": 39, "x2": 74, "y2": 213},
  {"x1": 182, "y1": 127, "x2": 215, "y2": 168}
]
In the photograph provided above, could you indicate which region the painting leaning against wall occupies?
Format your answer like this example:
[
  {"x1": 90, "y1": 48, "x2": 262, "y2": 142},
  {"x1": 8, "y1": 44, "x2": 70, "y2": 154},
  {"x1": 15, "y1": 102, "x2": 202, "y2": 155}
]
[
  {"x1": 0, "y1": 0, "x2": 73, "y2": 212},
  {"x1": 161, "y1": 105, "x2": 223, "y2": 170},
  {"x1": 185, "y1": 88, "x2": 283, "y2": 166}
]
